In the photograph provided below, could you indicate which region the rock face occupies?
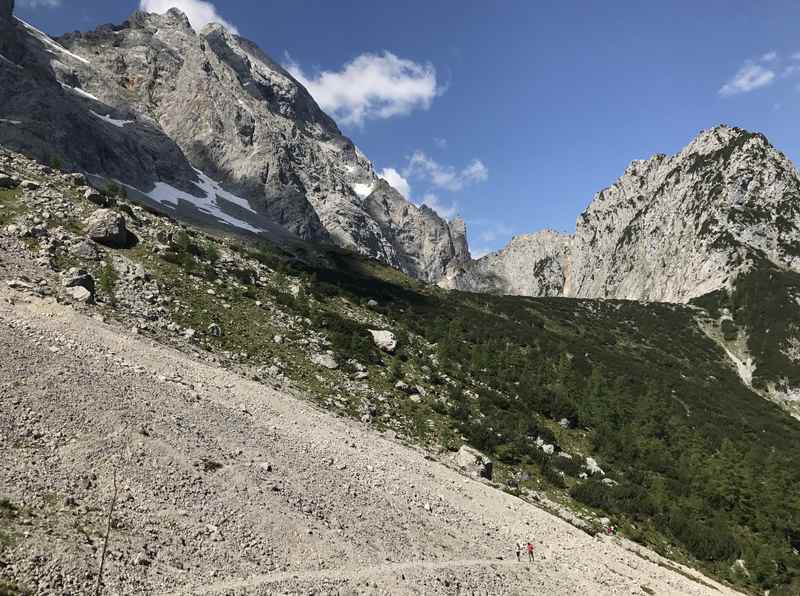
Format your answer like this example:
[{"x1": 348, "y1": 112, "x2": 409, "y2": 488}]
[
  {"x1": 442, "y1": 229, "x2": 570, "y2": 296},
  {"x1": 0, "y1": 8, "x2": 468, "y2": 282},
  {"x1": 364, "y1": 180, "x2": 470, "y2": 281},
  {"x1": 445, "y1": 125, "x2": 800, "y2": 303}
]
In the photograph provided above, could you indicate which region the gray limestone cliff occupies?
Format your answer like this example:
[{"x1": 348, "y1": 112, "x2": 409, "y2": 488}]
[
  {"x1": 444, "y1": 125, "x2": 800, "y2": 303},
  {"x1": 364, "y1": 180, "x2": 470, "y2": 281},
  {"x1": 0, "y1": 7, "x2": 468, "y2": 281}
]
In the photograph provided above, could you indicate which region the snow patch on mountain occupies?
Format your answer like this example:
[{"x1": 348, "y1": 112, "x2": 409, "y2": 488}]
[
  {"x1": 17, "y1": 17, "x2": 91, "y2": 65},
  {"x1": 90, "y1": 111, "x2": 134, "y2": 128}
]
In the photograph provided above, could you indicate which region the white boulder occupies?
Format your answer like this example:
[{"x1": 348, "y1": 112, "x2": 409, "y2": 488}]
[{"x1": 368, "y1": 329, "x2": 397, "y2": 353}]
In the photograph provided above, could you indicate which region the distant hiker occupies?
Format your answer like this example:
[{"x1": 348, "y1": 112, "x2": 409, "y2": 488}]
[
  {"x1": 515, "y1": 542, "x2": 522, "y2": 561},
  {"x1": 527, "y1": 542, "x2": 534, "y2": 562}
]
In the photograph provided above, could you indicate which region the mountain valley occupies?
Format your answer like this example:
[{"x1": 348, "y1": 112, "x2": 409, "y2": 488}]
[{"x1": 2, "y1": 2, "x2": 800, "y2": 595}]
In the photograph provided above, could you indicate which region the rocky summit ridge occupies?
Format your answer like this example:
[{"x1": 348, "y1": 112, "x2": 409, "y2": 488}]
[
  {"x1": 0, "y1": 5, "x2": 468, "y2": 282},
  {"x1": 444, "y1": 125, "x2": 800, "y2": 303}
]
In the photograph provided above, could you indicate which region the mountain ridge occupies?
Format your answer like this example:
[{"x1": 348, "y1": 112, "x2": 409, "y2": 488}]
[
  {"x1": 0, "y1": 5, "x2": 469, "y2": 282},
  {"x1": 443, "y1": 124, "x2": 800, "y2": 302}
]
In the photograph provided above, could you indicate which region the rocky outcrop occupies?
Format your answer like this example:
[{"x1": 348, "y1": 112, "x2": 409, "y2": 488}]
[
  {"x1": 0, "y1": 8, "x2": 468, "y2": 282},
  {"x1": 441, "y1": 229, "x2": 570, "y2": 296},
  {"x1": 446, "y1": 126, "x2": 800, "y2": 303},
  {"x1": 364, "y1": 180, "x2": 470, "y2": 282}
]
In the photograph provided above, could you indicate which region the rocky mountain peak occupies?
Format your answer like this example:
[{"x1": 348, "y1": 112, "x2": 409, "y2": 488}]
[
  {"x1": 0, "y1": 8, "x2": 469, "y2": 283},
  {"x1": 125, "y1": 8, "x2": 193, "y2": 32},
  {"x1": 446, "y1": 126, "x2": 800, "y2": 303}
]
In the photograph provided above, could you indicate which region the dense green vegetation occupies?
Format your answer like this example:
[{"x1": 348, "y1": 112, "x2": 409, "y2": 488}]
[
  {"x1": 276, "y1": 248, "x2": 800, "y2": 593},
  {"x1": 130, "y1": 230, "x2": 800, "y2": 594},
  {"x1": 693, "y1": 256, "x2": 800, "y2": 390}
]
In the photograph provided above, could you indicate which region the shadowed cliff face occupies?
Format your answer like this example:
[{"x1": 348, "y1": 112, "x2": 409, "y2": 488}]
[{"x1": 50, "y1": 10, "x2": 470, "y2": 278}]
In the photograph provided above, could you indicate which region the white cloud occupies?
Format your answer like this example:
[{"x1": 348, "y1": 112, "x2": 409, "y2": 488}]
[
  {"x1": 139, "y1": 0, "x2": 238, "y2": 34},
  {"x1": 380, "y1": 151, "x2": 486, "y2": 220},
  {"x1": 379, "y1": 167, "x2": 411, "y2": 199},
  {"x1": 793, "y1": 52, "x2": 800, "y2": 61},
  {"x1": 420, "y1": 193, "x2": 458, "y2": 219},
  {"x1": 719, "y1": 62, "x2": 775, "y2": 96},
  {"x1": 433, "y1": 137, "x2": 448, "y2": 149},
  {"x1": 761, "y1": 51, "x2": 778, "y2": 62},
  {"x1": 286, "y1": 52, "x2": 440, "y2": 127},
  {"x1": 404, "y1": 151, "x2": 488, "y2": 191},
  {"x1": 17, "y1": 0, "x2": 61, "y2": 6},
  {"x1": 378, "y1": 169, "x2": 459, "y2": 220}
]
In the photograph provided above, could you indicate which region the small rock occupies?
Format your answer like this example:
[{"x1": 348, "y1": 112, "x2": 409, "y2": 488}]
[
  {"x1": 207, "y1": 323, "x2": 222, "y2": 337},
  {"x1": 586, "y1": 457, "x2": 604, "y2": 476},
  {"x1": 0, "y1": 174, "x2": 19, "y2": 189},
  {"x1": 84, "y1": 188, "x2": 110, "y2": 207},
  {"x1": 311, "y1": 353, "x2": 338, "y2": 370},
  {"x1": 368, "y1": 329, "x2": 397, "y2": 353},
  {"x1": 71, "y1": 239, "x2": 103, "y2": 260},
  {"x1": 65, "y1": 286, "x2": 92, "y2": 304},
  {"x1": 61, "y1": 267, "x2": 94, "y2": 293},
  {"x1": 66, "y1": 172, "x2": 87, "y2": 187},
  {"x1": 20, "y1": 179, "x2": 40, "y2": 190}
]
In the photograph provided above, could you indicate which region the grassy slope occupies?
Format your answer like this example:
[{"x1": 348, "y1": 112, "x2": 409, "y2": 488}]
[
  {"x1": 139, "y1": 234, "x2": 800, "y2": 595},
  {"x1": 3, "y1": 169, "x2": 799, "y2": 594}
]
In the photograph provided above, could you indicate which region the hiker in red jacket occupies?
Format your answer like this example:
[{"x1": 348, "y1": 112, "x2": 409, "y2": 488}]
[{"x1": 527, "y1": 541, "x2": 534, "y2": 562}]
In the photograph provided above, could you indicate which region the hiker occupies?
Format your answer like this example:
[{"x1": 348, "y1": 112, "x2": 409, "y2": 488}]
[
  {"x1": 527, "y1": 541, "x2": 534, "y2": 562},
  {"x1": 515, "y1": 542, "x2": 522, "y2": 561}
]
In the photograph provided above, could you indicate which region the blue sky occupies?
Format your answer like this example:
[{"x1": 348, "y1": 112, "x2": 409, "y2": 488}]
[{"x1": 15, "y1": 0, "x2": 800, "y2": 256}]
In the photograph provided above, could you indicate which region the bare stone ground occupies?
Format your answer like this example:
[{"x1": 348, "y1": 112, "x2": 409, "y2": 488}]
[{"x1": 0, "y1": 283, "x2": 742, "y2": 595}]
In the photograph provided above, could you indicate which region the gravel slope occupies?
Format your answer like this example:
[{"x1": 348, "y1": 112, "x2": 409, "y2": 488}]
[{"x1": 0, "y1": 282, "x2": 743, "y2": 595}]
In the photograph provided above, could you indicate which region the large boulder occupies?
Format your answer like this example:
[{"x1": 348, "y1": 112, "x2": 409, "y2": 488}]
[
  {"x1": 61, "y1": 267, "x2": 94, "y2": 294},
  {"x1": 84, "y1": 209, "x2": 128, "y2": 248},
  {"x1": 455, "y1": 445, "x2": 493, "y2": 480},
  {"x1": 368, "y1": 329, "x2": 397, "y2": 353}
]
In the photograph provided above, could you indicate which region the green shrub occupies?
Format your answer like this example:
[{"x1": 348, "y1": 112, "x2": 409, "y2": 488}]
[{"x1": 98, "y1": 258, "x2": 118, "y2": 304}]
